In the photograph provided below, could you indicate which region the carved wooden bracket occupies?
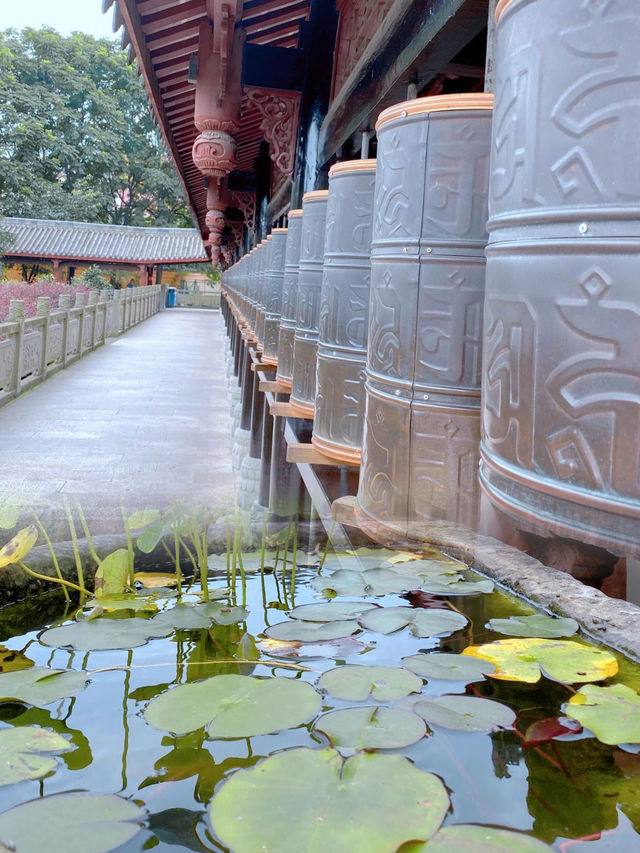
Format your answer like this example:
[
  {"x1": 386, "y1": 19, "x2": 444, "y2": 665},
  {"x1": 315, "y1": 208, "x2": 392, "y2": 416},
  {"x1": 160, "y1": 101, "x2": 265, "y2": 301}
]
[
  {"x1": 228, "y1": 191, "x2": 256, "y2": 234},
  {"x1": 245, "y1": 88, "x2": 301, "y2": 175}
]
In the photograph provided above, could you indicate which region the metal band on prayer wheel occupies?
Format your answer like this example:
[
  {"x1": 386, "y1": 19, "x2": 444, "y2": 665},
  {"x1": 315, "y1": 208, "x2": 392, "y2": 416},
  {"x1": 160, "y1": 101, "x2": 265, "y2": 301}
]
[
  {"x1": 357, "y1": 93, "x2": 493, "y2": 540},
  {"x1": 480, "y1": 0, "x2": 640, "y2": 555},
  {"x1": 312, "y1": 159, "x2": 377, "y2": 464},
  {"x1": 262, "y1": 228, "x2": 287, "y2": 366},
  {"x1": 276, "y1": 209, "x2": 303, "y2": 391},
  {"x1": 290, "y1": 191, "x2": 329, "y2": 416}
]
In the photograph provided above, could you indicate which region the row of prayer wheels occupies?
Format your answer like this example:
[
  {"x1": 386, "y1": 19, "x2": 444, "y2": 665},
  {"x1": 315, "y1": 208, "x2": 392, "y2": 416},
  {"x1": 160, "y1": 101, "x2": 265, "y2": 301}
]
[{"x1": 222, "y1": 0, "x2": 640, "y2": 559}]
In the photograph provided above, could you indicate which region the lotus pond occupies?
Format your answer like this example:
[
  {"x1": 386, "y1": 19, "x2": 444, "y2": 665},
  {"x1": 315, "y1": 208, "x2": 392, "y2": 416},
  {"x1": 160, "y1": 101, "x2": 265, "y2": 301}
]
[{"x1": 0, "y1": 538, "x2": 639, "y2": 853}]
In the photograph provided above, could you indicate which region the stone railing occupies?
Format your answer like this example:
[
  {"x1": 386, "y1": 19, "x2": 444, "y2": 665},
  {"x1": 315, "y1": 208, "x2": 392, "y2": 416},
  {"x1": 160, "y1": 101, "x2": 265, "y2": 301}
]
[
  {"x1": 176, "y1": 290, "x2": 220, "y2": 309},
  {"x1": 0, "y1": 285, "x2": 164, "y2": 407}
]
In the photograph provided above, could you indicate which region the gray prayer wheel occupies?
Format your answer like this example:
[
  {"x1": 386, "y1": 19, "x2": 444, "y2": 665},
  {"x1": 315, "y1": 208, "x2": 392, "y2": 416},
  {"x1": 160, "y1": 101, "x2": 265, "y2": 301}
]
[
  {"x1": 245, "y1": 248, "x2": 258, "y2": 340},
  {"x1": 480, "y1": 0, "x2": 640, "y2": 556},
  {"x1": 262, "y1": 228, "x2": 287, "y2": 366},
  {"x1": 276, "y1": 209, "x2": 303, "y2": 390},
  {"x1": 255, "y1": 238, "x2": 270, "y2": 352},
  {"x1": 356, "y1": 93, "x2": 493, "y2": 541},
  {"x1": 290, "y1": 190, "x2": 329, "y2": 416},
  {"x1": 312, "y1": 159, "x2": 376, "y2": 463}
]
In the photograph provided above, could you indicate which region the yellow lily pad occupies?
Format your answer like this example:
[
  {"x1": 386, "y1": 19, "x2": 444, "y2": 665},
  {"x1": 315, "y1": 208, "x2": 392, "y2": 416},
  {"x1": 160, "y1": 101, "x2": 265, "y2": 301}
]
[
  {"x1": 462, "y1": 638, "x2": 618, "y2": 684},
  {"x1": 134, "y1": 572, "x2": 178, "y2": 589},
  {"x1": 0, "y1": 524, "x2": 38, "y2": 568}
]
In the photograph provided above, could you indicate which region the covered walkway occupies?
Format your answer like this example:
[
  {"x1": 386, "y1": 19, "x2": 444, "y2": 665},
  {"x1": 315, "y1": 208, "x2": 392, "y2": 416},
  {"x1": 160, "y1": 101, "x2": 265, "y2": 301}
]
[{"x1": 0, "y1": 309, "x2": 235, "y2": 531}]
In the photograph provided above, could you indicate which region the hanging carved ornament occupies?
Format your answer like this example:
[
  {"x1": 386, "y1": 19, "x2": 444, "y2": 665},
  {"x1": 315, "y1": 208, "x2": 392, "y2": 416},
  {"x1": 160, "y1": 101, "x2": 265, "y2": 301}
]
[
  {"x1": 206, "y1": 208, "x2": 226, "y2": 236},
  {"x1": 192, "y1": 130, "x2": 236, "y2": 177},
  {"x1": 245, "y1": 89, "x2": 301, "y2": 175},
  {"x1": 228, "y1": 191, "x2": 256, "y2": 233}
]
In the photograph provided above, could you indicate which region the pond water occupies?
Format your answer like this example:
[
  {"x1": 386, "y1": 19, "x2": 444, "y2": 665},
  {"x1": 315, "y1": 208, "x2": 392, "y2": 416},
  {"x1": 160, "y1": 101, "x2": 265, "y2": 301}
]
[{"x1": 0, "y1": 540, "x2": 638, "y2": 852}]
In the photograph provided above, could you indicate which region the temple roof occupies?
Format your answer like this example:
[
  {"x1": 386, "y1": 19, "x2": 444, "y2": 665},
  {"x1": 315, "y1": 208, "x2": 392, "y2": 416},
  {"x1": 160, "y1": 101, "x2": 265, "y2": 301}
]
[{"x1": 1, "y1": 217, "x2": 209, "y2": 265}]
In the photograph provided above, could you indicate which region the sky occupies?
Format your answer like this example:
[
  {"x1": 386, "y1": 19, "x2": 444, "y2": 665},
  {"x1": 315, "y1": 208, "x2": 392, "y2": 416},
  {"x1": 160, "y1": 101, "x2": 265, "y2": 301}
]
[{"x1": 1, "y1": 0, "x2": 120, "y2": 40}]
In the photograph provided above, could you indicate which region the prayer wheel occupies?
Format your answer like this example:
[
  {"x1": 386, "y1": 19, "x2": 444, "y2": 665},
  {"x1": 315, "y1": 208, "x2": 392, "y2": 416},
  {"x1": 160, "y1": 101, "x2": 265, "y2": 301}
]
[
  {"x1": 357, "y1": 93, "x2": 493, "y2": 540},
  {"x1": 480, "y1": 0, "x2": 640, "y2": 556},
  {"x1": 276, "y1": 209, "x2": 303, "y2": 390},
  {"x1": 290, "y1": 190, "x2": 329, "y2": 416},
  {"x1": 312, "y1": 159, "x2": 377, "y2": 463},
  {"x1": 262, "y1": 228, "x2": 287, "y2": 366},
  {"x1": 255, "y1": 237, "x2": 270, "y2": 352}
]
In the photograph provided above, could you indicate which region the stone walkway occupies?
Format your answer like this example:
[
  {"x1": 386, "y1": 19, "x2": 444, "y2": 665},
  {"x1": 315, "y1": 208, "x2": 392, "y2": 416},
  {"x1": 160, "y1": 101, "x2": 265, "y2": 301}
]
[{"x1": 0, "y1": 308, "x2": 235, "y2": 534}]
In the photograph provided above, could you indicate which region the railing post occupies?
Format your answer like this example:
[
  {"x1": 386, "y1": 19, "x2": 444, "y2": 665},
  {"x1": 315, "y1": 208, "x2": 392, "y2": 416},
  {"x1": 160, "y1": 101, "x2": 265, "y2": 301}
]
[
  {"x1": 36, "y1": 296, "x2": 51, "y2": 379},
  {"x1": 87, "y1": 292, "x2": 98, "y2": 349},
  {"x1": 98, "y1": 290, "x2": 109, "y2": 344},
  {"x1": 9, "y1": 300, "x2": 24, "y2": 398},
  {"x1": 75, "y1": 293, "x2": 87, "y2": 355},
  {"x1": 58, "y1": 294, "x2": 71, "y2": 366}
]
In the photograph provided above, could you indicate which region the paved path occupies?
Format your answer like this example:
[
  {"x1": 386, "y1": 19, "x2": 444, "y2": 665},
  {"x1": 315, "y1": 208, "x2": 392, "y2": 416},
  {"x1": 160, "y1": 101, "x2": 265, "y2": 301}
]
[{"x1": 0, "y1": 309, "x2": 235, "y2": 533}]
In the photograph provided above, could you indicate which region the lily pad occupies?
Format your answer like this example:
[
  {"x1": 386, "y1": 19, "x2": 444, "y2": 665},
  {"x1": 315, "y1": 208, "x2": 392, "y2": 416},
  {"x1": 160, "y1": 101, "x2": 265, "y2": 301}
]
[
  {"x1": 487, "y1": 615, "x2": 579, "y2": 638},
  {"x1": 409, "y1": 824, "x2": 552, "y2": 851},
  {"x1": 0, "y1": 666, "x2": 89, "y2": 705},
  {"x1": 318, "y1": 665, "x2": 422, "y2": 701},
  {"x1": 0, "y1": 792, "x2": 145, "y2": 852},
  {"x1": 359, "y1": 606, "x2": 467, "y2": 638},
  {"x1": 134, "y1": 572, "x2": 178, "y2": 589},
  {"x1": 312, "y1": 568, "x2": 422, "y2": 598},
  {"x1": 403, "y1": 653, "x2": 495, "y2": 682},
  {"x1": 94, "y1": 549, "x2": 129, "y2": 598},
  {"x1": 386, "y1": 559, "x2": 463, "y2": 578},
  {"x1": 128, "y1": 509, "x2": 162, "y2": 530},
  {"x1": 144, "y1": 674, "x2": 321, "y2": 737},
  {"x1": 0, "y1": 524, "x2": 37, "y2": 568},
  {"x1": 462, "y1": 639, "x2": 618, "y2": 684},
  {"x1": 200, "y1": 602, "x2": 248, "y2": 625},
  {"x1": 210, "y1": 747, "x2": 449, "y2": 853},
  {"x1": 152, "y1": 604, "x2": 213, "y2": 631},
  {"x1": 289, "y1": 602, "x2": 378, "y2": 622},
  {"x1": 414, "y1": 695, "x2": 515, "y2": 732},
  {"x1": 420, "y1": 577, "x2": 494, "y2": 596},
  {"x1": 83, "y1": 595, "x2": 161, "y2": 612},
  {"x1": 265, "y1": 619, "x2": 360, "y2": 642},
  {"x1": 136, "y1": 520, "x2": 166, "y2": 553},
  {"x1": 40, "y1": 617, "x2": 171, "y2": 650},
  {"x1": 565, "y1": 684, "x2": 640, "y2": 745},
  {"x1": 0, "y1": 726, "x2": 71, "y2": 785},
  {"x1": 314, "y1": 706, "x2": 426, "y2": 750}
]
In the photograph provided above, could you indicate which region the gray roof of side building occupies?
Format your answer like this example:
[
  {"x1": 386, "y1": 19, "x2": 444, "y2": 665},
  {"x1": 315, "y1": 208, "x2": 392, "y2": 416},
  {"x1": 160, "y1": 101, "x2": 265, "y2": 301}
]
[{"x1": 1, "y1": 217, "x2": 209, "y2": 264}]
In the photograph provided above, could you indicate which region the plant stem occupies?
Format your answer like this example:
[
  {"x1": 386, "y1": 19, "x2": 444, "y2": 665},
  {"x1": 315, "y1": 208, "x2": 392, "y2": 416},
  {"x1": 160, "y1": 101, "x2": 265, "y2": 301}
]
[
  {"x1": 32, "y1": 512, "x2": 69, "y2": 603},
  {"x1": 64, "y1": 500, "x2": 86, "y2": 596},
  {"x1": 120, "y1": 504, "x2": 135, "y2": 590},
  {"x1": 318, "y1": 520, "x2": 335, "y2": 572},
  {"x1": 17, "y1": 560, "x2": 85, "y2": 595},
  {"x1": 77, "y1": 504, "x2": 101, "y2": 568}
]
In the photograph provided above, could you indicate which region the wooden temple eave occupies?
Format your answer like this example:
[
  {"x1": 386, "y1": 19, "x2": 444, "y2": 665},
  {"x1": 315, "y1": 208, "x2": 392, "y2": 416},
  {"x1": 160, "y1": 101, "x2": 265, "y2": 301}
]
[{"x1": 317, "y1": 0, "x2": 489, "y2": 166}]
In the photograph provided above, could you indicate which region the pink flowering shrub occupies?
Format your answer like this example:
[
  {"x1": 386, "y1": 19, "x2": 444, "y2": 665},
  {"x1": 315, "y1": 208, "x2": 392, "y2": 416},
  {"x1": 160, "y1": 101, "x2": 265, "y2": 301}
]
[{"x1": 0, "y1": 281, "x2": 91, "y2": 322}]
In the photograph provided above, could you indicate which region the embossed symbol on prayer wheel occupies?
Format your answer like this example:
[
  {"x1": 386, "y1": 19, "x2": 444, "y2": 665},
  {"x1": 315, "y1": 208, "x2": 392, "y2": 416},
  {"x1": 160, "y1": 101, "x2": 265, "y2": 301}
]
[
  {"x1": 262, "y1": 228, "x2": 287, "y2": 366},
  {"x1": 356, "y1": 93, "x2": 493, "y2": 540},
  {"x1": 276, "y1": 210, "x2": 303, "y2": 391},
  {"x1": 480, "y1": 0, "x2": 640, "y2": 556},
  {"x1": 312, "y1": 160, "x2": 376, "y2": 464},
  {"x1": 290, "y1": 191, "x2": 329, "y2": 416}
]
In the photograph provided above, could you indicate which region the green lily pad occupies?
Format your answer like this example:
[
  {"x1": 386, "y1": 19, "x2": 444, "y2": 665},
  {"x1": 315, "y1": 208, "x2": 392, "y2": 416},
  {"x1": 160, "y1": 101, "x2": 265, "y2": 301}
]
[
  {"x1": 94, "y1": 549, "x2": 130, "y2": 598},
  {"x1": 312, "y1": 568, "x2": 423, "y2": 598},
  {"x1": 358, "y1": 606, "x2": 468, "y2": 638},
  {"x1": 40, "y1": 617, "x2": 170, "y2": 650},
  {"x1": 403, "y1": 653, "x2": 495, "y2": 682},
  {"x1": 144, "y1": 674, "x2": 321, "y2": 737},
  {"x1": 386, "y1": 559, "x2": 463, "y2": 578},
  {"x1": 463, "y1": 638, "x2": 618, "y2": 684},
  {"x1": 565, "y1": 684, "x2": 640, "y2": 745},
  {"x1": 265, "y1": 619, "x2": 360, "y2": 642},
  {"x1": 314, "y1": 706, "x2": 427, "y2": 750},
  {"x1": 0, "y1": 726, "x2": 71, "y2": 785},
  {"x1": 408, "y1": 824, "x2": 552, "y2": 851},
  {"x1": 152, "y1": 604, "x2": 212, "y2": 631},
  {"x1": 0, "y1": 792, "x2": 145, "y2": 852},
  {"x1": 289, "y1": 602, "x2": 378, "y2": 622},
  {"x1": 200, "y1": 602, "x2": 248, "y2": 625},
  {"x1": 128, "y1": 509, "x2": 162, "y2": 530},
  {"x1": 0, "y1": 666, "x2": 89, "y2": 705},
  {"x1": 136, "y1": 520, "x2": 166, "y2": 553},
  {"x1": 84, "y1": 595, "x2": 161, "y2": 612},
  {"x1": 487, "y1": 615, "x2": 579, "y2": 638},
  {"x1": 414, "y1": 695, "x2": 515, "y2": 732},
  {"x1": 210, "y1": 747, "x2": 449, "y2": 853},
  {"x1": 420, "y1": 577, "x2": 494, "y2": 596},
  {"x1": 318, "y1": 665, "x2": 423, "y2": 701},
  {"x1": 207, "y1": 551, "x2": 280, "y2": 572}
]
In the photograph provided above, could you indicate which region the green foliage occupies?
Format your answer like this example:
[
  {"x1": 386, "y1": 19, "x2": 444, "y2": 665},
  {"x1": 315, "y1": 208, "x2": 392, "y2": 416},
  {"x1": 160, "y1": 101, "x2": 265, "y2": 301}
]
[
  {"x1": 0, "y1": 726, "x2": 71, "y2": 785},
  {"x1": 0, "y1": 27, "x2": 190, "y2": 227},
  {"x1": 318, "y1": 665, "x2": 423, "y2": 702},
  {"x1": 77, "y1": 264, "x2": 110, "y2": 290},
  {"x1": 565, "y1": 683, "x2": 640, "y2": 746},
  {"x1": 314, "y1": 707, "x2": 427, "y2": 750}
]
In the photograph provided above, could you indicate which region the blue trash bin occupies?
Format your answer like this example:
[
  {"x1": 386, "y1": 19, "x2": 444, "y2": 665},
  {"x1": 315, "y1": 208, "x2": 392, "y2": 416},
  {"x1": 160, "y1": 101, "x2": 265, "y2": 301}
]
[{"x1": 166, "y1": 287, "x2": 177, "y2": 308}]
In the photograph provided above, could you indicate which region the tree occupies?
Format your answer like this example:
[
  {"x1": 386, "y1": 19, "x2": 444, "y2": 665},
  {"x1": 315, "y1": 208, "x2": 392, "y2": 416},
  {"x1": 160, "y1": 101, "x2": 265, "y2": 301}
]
[{"x1": 0, "y1": 27, "x2": 191, "y2": 227}]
